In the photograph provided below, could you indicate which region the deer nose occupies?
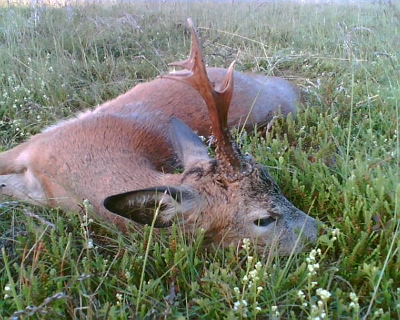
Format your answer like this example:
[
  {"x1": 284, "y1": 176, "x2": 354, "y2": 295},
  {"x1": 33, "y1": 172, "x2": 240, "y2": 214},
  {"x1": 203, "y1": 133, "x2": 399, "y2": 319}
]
[{"x1": 307, "y1": 216, "x2": 319, "y2": 244}]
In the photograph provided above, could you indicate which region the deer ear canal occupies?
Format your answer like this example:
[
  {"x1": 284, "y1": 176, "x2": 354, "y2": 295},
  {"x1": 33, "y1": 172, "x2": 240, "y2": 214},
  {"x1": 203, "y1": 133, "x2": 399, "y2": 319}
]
[
  {"x1": 103, "y1": 186, "x2": 200, "y2": 228},
  {"x1": 103, "y1": 190, "x2": 173, "y2": 227}
]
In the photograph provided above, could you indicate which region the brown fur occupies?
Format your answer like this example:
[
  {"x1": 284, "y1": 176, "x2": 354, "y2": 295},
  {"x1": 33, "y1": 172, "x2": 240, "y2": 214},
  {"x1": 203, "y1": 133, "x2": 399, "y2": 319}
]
[{"x1": 91, "y1": 69, "x2": 301, "y2": 137}]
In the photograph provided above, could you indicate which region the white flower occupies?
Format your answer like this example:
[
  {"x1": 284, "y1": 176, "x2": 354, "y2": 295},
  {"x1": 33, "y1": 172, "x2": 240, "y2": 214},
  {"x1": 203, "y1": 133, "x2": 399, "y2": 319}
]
[
  {"x1": 298, "y1": 290, "x2": 305, "y2": 300},
  {"x1": 349, "y1": 292, "x2": 358, "y2": 302},
  {"x1": 248, "y1": 269, "x2": 259, "y2": 282},
  {"x1": 373, "y1": 308, "x2": 383, "y2": 317},
  {"x1": 86, "y1": 238, "x2": 94, "y2": 249},
  {"x1": 331, "y1": 228, "x2": 340, "y2": 240},
  {"x1": 316, "y1": 288, "x2": 331, "y2": 301},
  {"x1": 349, "y1": 292, "x2": 360, "y2": 310},
  {"x1": 242, "y1": 238, "x2": 251, "y2": 250},
  {"x1": 116, "y1": 293, "x2": 123, "y2": 306},
  {"x1": 4, "y1": 284, "x2": 11, "y2": 299},
  {"x1": 233, "y1": 299, "x2": 248, "y2": 311},
  {"x1": 349, "y1": 302, "x2": 359, "y2": 310},
  {"x1": 308, "y1": 262, "x2": 320, "y2": 275},
  {"x1": 271, "y1": 305, "x2": 280, "y2": 316}
]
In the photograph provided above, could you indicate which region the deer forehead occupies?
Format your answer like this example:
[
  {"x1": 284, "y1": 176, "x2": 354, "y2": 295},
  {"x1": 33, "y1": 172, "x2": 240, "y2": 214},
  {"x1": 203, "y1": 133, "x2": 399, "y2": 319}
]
[{"x1": 181, "y1": 161, "x2": 280, "y2": 212}]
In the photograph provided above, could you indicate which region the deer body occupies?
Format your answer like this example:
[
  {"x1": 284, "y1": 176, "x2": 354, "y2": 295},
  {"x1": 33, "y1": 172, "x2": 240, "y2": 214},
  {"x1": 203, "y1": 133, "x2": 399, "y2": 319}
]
[
  {"x1": 0, "y1": 19, "x2": 317, "y2": 255},
  {"x1": 92, "y1": 68, "x2": 300, "y2": 136}
]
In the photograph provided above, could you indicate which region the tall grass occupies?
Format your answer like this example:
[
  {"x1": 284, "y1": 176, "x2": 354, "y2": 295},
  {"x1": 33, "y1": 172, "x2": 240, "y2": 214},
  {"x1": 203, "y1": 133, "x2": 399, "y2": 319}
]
[{"x1": 0, "y1": 1, "x2": 399, "y2": 318}]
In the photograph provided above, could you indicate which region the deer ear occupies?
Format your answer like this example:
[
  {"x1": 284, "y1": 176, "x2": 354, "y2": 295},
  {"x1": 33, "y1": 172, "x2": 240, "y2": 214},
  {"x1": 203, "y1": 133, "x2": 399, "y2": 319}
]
[
  {"x1": 103, "y1": 186, "x2": 199, "y2": 228},
  {"x1": 170, "y1": 117, "x2": 210, "y2": 167}
]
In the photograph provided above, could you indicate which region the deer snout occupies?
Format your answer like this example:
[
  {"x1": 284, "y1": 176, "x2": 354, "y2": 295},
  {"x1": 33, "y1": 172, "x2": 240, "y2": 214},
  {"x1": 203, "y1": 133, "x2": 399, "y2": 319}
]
[{"x1": 290, "y1": 210, "x2": 319, "y2": 252}]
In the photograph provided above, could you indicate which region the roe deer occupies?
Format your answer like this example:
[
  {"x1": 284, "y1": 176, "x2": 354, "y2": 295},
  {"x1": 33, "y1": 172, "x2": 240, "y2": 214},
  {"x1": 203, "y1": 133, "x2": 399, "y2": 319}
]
[{"x1": 0, "y1": 19, "x2": 317, "y2": 255}]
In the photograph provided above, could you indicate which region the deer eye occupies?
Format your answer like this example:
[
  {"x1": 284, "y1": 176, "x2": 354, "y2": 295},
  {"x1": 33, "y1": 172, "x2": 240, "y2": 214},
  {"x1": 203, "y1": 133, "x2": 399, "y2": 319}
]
[{"x1": 254, "y1": 217, "x2": 276, "y2": 227}]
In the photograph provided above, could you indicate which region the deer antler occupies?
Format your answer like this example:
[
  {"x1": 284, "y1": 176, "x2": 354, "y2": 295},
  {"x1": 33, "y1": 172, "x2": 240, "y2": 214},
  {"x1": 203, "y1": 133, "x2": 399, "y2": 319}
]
[{"x1": 162, "y1": 18, "x2": 249, "y2": 181}]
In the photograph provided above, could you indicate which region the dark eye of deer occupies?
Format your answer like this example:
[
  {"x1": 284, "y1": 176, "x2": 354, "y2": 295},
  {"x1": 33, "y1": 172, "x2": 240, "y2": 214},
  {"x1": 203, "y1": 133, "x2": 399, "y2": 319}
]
[{"x1": 254, "y1": 217, "x2": 276, "y2": 227}]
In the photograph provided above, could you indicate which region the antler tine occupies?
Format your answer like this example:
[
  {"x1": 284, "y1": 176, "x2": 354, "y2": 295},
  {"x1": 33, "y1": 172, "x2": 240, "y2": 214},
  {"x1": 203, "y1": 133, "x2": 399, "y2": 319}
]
[
  {"x1": 168, "y1": 18, "x2": 204, "y2": 75},
  {"x1": 162, "y1": 18, "x2": 245, "y2": 180}
]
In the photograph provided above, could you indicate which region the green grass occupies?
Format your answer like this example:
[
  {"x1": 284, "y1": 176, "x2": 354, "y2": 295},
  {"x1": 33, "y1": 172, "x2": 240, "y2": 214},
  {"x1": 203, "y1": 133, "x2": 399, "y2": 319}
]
[{"x1": 0, "y1": 1, "x2": 399, "y2": 319}]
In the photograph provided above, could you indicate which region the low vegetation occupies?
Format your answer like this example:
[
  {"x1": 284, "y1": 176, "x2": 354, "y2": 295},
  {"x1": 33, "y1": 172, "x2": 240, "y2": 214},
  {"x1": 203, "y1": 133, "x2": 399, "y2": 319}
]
[{"x1": 0, "y1": 1, "x2": 398, "y2": 318}]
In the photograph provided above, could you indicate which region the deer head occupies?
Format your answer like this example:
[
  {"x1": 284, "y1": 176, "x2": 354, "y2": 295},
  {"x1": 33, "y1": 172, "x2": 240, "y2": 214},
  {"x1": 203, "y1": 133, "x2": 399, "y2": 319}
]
[{"x1": 103, "y1": 19, "x2": 317, "y2": 255}]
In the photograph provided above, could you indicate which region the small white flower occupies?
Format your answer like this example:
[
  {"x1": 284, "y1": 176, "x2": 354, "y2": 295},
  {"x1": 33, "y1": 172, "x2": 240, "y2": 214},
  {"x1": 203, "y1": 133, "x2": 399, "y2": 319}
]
[
  {"x1": 116, "y1": 293, "x2": 123, "y2": 306},
  {"x1": 349, "y1": 292, "x2": 358, "y2": 302},
  {"x1": 349, "y1": 302, "x2": 359, "y2": 310},
  {"x1": 308, "y1": 262, "x2": 320, "y2": 276},
  {"x1": 271, "y1": 305, "x2": 279, "y2": 316},
  {"x1": 331, "y1": 228, "x2": 340, "y2": 237},
  {"x1": 373, "y1": 308, "x2": 384, "y2": 317},
  {"x1": 248, "y1": 269, "x2": 259, "y2": 281},
  {"x1": 86, "y1": 238, "x2": 94, "y2": 249},
  {"x1": 233, "y1": 299, "x2": 248, "y2": 310},
  {"x1": 4, "y1": 284, "x2": 12, "y2": 299},
  {"x1": 316, "y1": 288, "x2": 331, "y2": 301},
  {"x1": 242, "y1": 238, "x2": 251, "y2": 250}
]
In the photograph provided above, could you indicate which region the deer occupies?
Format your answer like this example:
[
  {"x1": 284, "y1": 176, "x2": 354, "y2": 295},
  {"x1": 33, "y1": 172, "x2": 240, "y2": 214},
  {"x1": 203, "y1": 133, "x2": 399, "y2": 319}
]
[{"x1": 0, "y1": 19, "x2": 317, "y2": 255}]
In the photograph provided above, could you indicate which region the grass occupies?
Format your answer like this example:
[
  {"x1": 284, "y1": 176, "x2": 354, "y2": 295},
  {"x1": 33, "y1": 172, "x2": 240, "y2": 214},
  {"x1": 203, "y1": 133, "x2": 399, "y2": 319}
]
[{"x1": 0, "y1": 0, "x2": 399, "y2": 318}]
